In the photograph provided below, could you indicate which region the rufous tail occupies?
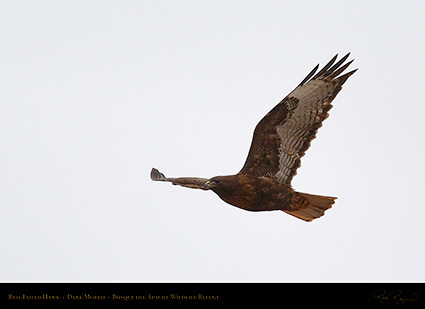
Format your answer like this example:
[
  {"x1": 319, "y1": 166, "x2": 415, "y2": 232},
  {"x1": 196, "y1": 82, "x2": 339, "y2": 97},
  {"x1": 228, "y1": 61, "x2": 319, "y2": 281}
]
[{"x1": 283, "y1": 192, "x2": 337, "y2": 222}]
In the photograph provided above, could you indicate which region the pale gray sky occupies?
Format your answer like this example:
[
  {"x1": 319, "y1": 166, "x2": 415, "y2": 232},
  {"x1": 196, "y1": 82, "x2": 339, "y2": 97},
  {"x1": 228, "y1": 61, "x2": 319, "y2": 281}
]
[{"x1": 1, "y1": 0, "x2": 425, "y2": 282}]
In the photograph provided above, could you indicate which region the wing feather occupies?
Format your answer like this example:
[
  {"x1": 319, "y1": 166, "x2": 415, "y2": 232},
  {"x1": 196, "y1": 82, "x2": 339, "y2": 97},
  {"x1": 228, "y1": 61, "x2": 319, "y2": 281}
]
[
  {"x1": 240, "y1": 54, "x2": 357, "y2": 184},
  {"x1": 151, "y1": 168, "x2": 209, "y2": 190}
]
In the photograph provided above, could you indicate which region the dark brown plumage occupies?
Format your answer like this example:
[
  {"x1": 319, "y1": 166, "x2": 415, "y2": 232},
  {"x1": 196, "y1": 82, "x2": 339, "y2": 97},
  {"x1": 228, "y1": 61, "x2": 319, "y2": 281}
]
[{"x1": 151, "y1": 54, "x2": 357, "y2": 221}]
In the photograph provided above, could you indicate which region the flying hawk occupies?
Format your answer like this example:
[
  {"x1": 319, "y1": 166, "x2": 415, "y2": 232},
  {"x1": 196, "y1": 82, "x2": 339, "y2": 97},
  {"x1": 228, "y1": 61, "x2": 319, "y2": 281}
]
[{"x1": 151, "y1": 54, "x2": 357, "y2": 221}]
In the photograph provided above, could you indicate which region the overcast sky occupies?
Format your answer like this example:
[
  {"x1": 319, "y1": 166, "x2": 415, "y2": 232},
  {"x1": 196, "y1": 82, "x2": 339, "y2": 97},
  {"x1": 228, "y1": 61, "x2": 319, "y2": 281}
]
[{"x1": 2, "y1": 1, "x2": 425, "y2": 282}]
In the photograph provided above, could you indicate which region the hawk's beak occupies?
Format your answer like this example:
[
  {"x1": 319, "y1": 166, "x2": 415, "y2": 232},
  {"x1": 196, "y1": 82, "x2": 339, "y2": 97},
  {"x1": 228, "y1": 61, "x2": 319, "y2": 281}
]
[{"x1": 203, "y1": 181, "x2": 211, "y2": 190}]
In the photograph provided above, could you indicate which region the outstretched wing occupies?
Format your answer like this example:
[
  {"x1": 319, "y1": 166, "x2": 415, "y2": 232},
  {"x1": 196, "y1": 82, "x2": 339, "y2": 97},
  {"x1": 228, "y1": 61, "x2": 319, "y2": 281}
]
[
  {"x1": 151, "y1": 168, "x2": 209, "y2": 190},
  {"x1": 240, "y1": 53, "x2": 357, "y2": 184}
]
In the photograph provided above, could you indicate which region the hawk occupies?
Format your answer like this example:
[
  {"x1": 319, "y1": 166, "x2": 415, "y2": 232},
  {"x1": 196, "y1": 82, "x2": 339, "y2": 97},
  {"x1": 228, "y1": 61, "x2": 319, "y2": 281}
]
[{"x1": 151, "y1": 54, "x2": 357, "y2": 221}]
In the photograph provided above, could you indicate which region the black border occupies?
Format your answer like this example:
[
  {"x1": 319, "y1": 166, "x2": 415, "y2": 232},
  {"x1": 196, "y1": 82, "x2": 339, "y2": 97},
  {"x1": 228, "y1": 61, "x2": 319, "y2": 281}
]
[{"x1": 2, "y1": 282, "x2": 424, "y2": 307}]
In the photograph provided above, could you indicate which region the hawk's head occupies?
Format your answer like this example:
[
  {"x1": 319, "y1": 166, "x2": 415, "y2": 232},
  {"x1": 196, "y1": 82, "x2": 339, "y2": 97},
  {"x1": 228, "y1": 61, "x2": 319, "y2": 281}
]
[{"x1": 203, "y1": 177, "x2": 223, "y2": 190}]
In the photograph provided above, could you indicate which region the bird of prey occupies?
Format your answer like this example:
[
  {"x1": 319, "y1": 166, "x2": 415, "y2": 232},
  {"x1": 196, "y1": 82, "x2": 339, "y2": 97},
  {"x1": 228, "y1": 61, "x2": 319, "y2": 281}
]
[{"x1": 151, "y1": 54, "x2": 357, "y2": 221}]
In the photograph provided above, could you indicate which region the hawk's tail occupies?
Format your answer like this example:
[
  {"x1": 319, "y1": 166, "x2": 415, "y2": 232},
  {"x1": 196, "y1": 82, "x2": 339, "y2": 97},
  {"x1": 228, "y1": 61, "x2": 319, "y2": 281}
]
[{"x1": 283, "y1": 192, "x2": 337, "y2": 222}]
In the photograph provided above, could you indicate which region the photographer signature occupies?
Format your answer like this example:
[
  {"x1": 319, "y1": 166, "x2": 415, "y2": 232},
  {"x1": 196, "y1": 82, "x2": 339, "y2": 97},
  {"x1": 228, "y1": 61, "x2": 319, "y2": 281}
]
[{"x1": 369, "y1": 289, "x2": 419, "y2": 305}]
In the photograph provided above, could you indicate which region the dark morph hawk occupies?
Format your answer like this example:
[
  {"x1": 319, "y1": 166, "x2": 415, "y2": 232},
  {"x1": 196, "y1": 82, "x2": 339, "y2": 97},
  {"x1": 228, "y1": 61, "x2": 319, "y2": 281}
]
[{"x1": 151, "y1": 54, "x2": 357, "y2": 221}]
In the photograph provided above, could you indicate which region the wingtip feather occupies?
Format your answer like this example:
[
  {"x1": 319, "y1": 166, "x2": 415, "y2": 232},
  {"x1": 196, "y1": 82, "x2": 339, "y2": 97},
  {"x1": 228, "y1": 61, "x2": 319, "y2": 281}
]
[
  {"x1": 151, "y1": 168, "x2": 167, "y2": 181},
  {"x1": 297, "y1": 53, "x2": 356, "y2": 89}
]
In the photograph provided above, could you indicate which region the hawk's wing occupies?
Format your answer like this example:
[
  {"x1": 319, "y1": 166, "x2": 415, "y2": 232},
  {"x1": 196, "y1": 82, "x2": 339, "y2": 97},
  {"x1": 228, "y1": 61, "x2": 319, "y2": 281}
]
[
  {"x1": 240, "y1": 54, "x2": 357, "y2": 185},
  {"x1": 151, "y1": 168, "x2": 209, "y2": 190}
]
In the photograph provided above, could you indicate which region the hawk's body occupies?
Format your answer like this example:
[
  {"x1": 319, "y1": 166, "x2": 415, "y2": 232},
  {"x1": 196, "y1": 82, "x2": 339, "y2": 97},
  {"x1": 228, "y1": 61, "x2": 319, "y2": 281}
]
[{"x1": 151, "y1": 54, "x2": 357, "y2": 221}]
